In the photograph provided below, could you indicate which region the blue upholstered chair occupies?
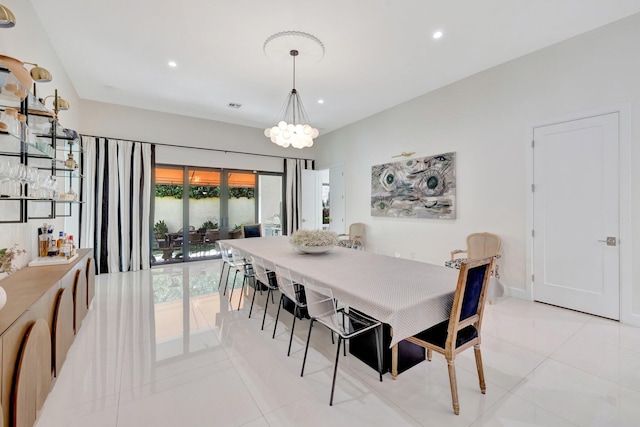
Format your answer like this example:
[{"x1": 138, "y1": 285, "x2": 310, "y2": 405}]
[
  {"x1": 242, "y1": 223, "x2": 262, "y2": 238},
  {"x1": 405, "y1": 256, "x2": 494, "y2": 415}
]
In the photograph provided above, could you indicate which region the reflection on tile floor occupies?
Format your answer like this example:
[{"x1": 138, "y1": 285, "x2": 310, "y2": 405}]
[{"x1": 35, "y1": 260, "x2": 640, "y2": 427}]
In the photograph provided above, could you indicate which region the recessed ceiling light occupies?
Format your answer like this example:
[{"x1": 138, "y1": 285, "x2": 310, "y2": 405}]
[
  {"x1": 168, "y1": 61, "x2": 177, "y2": 67},
  {"x1": 318, "y1": 99, "x2": 324, "y2": 104},
  {"x1": 433, "y1": 31, "x2": 443, "y2": 39}
]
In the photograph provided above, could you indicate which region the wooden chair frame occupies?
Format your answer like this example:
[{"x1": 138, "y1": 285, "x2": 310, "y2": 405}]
[
  {"x1": 406, "y1": 256, "x2": 494, "y2": 415},
  {"x1": 451, "y1": 232, "x2": 501, "y2": 278},
  {"x1": 338, "y1": 222, "x2": 365, "y2": 249}
]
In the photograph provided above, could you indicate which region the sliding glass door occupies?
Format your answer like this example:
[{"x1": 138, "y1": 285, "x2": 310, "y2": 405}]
[
  {"x1": 188, "y1": 169, "x2": 221, "y2": 259},
  {"x1": 153, "y1": 166, "x2": 280, "y2": 265},
  {"x1": 258, "y1": 174, "x2": 283, "y2": 236},
  {"x1": 225, "y1": 171, "x2": 257, "y2": 239},
  {"x1": 153, "y1": 166, "x2": 184, "y2": 264}
]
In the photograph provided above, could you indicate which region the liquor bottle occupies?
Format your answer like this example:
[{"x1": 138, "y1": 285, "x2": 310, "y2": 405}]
[
  {"x1": 61, "y1": 234, "x2": 71, "y2": 259},
  {"x1": 47, "y1": 227, "x2": 57, "y2": 256},
  {"x1": 57, "y1": 231, "x2": 64, "y2": 253},
  {"x1": 69, "y1": 235, "x2": 77, "y2": 257}
]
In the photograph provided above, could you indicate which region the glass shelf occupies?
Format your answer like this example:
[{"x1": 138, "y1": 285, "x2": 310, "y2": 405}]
[
  {"x1": 25, "y1": 198, "x2": 83, "y2": 203},
  {"x1": 0, "y1": 68, "x2": 25, "y2": 108},
  {"x1": 55, "y1": 134, "x2": 82, "y2": 151},
  {"x1": 27, "y1": 141, "x2": 55, "y2": 158},
  {"x1": 0, "y1": 134, "x2": 55, "y2": 158},
  {"x1": 0, "y1": 67, "x2": 53, "y2": 114},
  {"x1": 34, "y1": 127, "x2": 78, "y2": 142},
  {"x1": 52, "y1": 160, "x2": 83, "y2": 177},
  {"x1": 0, "y1": 131, "x2": 22, "y2": 155},
  {"x1": 54, "y1": 199, "x2": 83, "y2": 204}
]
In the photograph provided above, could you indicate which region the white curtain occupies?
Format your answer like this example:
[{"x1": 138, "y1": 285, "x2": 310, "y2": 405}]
[
  {"x1": 284, "y1": 158, "x2": 314, "y2": 234},
  {"x1": 81, "y1": 136, "x2": 153, "y2": 273}
]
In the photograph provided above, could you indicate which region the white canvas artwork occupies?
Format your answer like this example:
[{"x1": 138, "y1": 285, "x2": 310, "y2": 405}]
[{"x1": 371, "y1": 152, "x2": 456, "y2": 219}]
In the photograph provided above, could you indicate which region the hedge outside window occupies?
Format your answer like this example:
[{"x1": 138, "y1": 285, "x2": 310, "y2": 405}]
[{"x1": 155, "y1": 185, "x2": 255, "y2": 199}]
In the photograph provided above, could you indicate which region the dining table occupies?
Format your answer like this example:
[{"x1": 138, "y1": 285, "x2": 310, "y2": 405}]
[{"x1": 221, "y1": 236, "x2": 502, "y2": 378}]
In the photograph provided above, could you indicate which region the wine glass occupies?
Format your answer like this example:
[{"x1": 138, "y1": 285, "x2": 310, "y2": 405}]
[
  {"x1": 26, "y1": 167, "x2": 38, "y2": 198},
  {"x1": 16, "y1": 164, "x2": 27, "y2": 197},
  {"x1": 0, "y1": 160, "x2": 10, "y2": 196},
  {"x1": 50, "y1": 176, "x2": 58, "y2": 199},
  {"x1": 41, "y1": 175, "x2": 52, "y2": 199},
  {"x1": 7, "y1": 162, "x2": 21, "y2": 197}
]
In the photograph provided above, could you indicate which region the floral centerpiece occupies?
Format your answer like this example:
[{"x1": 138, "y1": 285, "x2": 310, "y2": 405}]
[
  {"x1": 0, "y1": 244, "x2": 26, "y2": 275},
  {"x1": 290, "y1": 229, "x2": 339, "y2": 254}
]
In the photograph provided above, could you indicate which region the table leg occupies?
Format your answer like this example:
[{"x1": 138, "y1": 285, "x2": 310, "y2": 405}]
[{"x1": 391, "y1": 330, "x2": 398, "y2": 380}]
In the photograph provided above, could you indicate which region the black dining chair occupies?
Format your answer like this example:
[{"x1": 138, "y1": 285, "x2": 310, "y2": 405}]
[
  {"x1": 405, "y1": 256, "x2": 494, "y2": 415},
  {"x1": 300, "y1": 278, "x2": 383, "y2": 406}
]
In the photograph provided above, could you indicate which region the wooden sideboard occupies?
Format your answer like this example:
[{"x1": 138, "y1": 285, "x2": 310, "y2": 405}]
[{"x1": 0, "y1": 249, "x2": 94, "y2": 427}]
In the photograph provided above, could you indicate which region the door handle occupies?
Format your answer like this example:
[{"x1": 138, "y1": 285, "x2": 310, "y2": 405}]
[{"x1": 597, "y1": 237, "x2": 617, "y2": 246}]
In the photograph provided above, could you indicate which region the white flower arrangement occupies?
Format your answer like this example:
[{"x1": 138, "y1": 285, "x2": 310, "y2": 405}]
[
  {"x1": 0, "y1": 244, "x2": 26, "y2": 275},
  {"x1": 290, "y1": 229, "x2": 339, "y2": 247}
]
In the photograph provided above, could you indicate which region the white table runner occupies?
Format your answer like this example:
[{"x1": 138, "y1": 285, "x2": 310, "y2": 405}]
[{"x1": 222, "y1": 236, "x2": 502, "y2": 347}]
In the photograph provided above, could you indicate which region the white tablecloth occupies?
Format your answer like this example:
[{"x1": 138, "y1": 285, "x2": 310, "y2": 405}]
[{"x1": 222, "y1": 236, "x2": 502, "y2": 347}]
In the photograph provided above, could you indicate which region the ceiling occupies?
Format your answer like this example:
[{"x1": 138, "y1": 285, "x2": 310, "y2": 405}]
[{"x1": 30, "y1": 0, "x2": 640, "y2": 135}]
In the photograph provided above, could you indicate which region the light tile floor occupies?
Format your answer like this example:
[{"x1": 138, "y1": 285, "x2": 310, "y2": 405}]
[{"x1": 35, "y1": 260, "x2": 640, "y2": 427}]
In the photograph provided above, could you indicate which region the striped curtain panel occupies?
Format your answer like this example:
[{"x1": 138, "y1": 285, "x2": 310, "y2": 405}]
[
  {"x1": 80, "y1": 136, "x2": 154, "y2": 273},
  {"x1": 284, "y1": 158, "x2": 314, "y2": 235}
]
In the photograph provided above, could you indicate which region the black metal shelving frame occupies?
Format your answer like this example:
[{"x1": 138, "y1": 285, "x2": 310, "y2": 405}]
[{"x1": 0, "y1": 67, "x2": 82, "y2": 223}]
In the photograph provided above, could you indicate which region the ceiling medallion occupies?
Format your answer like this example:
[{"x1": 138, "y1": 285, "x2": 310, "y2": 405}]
[{"x1": 263, "y1": 31, "x2": 325, "y2": 64}]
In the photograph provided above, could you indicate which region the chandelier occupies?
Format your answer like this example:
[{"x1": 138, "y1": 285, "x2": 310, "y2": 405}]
[{"x1": 264, "y1": 49, "x2": 319, "y2": 149}]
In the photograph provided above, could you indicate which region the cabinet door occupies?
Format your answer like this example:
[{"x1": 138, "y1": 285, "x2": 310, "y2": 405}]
[
  {"x1": 12, "y1": 319, "x2": 52, "y2": 427},
  {"x1": 52, "y1": 288, "x2": 74, "y2": 376}
]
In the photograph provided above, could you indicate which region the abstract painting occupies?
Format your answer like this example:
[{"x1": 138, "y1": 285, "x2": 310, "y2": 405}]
[{"x1": 371, "y1": 152, "x2": 456, "y2": 219}]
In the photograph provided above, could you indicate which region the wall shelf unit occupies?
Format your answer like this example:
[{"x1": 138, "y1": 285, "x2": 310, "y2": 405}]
[{"x1": 0, "y1": 67, "x2": 82, "y2": 222}]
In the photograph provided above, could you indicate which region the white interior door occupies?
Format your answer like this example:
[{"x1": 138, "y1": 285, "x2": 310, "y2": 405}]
[
  {"x1": 329, "y1": 165, "x2": 345, "y2": 234},
  {"x1": 301, "y1": 169, "x2": 321, "y2": 230},
  {"x1": 533, "y1": 113, "x2": 619, "y2": 319}
]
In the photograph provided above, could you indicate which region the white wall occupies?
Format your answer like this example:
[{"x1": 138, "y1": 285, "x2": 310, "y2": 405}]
[
  {"x1": 155, "y1": 197, "x2": 255, "y2": 233},
  {"x1": 315, "y1": 13, "x2": 640, "y2": 319},
  {"x1": 79, "y1": 100, "x2": 316, "y2": 173},
  {"x1": 0, "y1": 0, "x2": 81, "y2": 267}
]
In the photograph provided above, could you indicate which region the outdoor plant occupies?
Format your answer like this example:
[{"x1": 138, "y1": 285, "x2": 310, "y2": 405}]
[
  {"x1": 201, "y1": 220, "x2": 218, "y2": 230},
  {"x1": 154, "y1": 220, "x2": 169, "y2": 239},
  {"x1": 290, "y1": 229, "x2": 339, "y2": 247},
  {"x1": 155, "y1": 184, "x2": 254, "y2": 199},
  {"x1": 0, "y1": 244, "x2": 26, "y2": 275}
]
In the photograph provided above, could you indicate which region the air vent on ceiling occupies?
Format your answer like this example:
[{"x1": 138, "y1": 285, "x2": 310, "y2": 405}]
[{"x1": 227, "y1": 103, "x2": 242, "y2": 109}]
